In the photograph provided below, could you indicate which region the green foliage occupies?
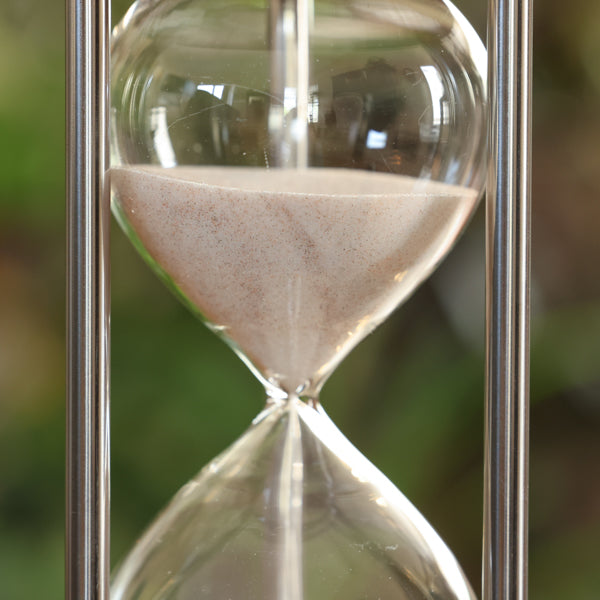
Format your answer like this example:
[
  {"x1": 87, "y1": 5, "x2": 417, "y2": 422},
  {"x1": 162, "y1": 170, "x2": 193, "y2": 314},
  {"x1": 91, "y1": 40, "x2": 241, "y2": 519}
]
[{"x1": 0, "y1": 0, "x2": 598, "y2": 598}]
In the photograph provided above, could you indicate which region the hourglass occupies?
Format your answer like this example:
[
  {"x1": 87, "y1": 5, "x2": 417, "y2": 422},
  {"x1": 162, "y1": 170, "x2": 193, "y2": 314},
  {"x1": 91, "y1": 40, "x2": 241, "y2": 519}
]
[{"x1": 109, "y1": 0, "x2": 486, "y2": 598}]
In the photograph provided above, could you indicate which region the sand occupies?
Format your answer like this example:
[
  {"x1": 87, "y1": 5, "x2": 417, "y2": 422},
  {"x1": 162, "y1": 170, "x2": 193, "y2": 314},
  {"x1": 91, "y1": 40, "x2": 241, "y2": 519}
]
[{"x1": 110, "y1": 166, "x2": 478, "y2": 395}]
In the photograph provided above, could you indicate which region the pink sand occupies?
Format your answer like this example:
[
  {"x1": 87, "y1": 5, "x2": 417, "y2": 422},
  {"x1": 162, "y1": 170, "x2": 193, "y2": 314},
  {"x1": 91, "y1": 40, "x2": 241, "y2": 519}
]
[{"x1": 111, "y1": 166, "x2": 478, "y2": 394}]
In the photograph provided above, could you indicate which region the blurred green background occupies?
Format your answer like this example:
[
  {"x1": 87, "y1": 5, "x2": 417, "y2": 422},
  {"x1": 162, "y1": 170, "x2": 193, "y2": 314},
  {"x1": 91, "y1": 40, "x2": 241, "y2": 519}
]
[{"x1": 1, "y1": 0, "x2": 599, "y2": 597}]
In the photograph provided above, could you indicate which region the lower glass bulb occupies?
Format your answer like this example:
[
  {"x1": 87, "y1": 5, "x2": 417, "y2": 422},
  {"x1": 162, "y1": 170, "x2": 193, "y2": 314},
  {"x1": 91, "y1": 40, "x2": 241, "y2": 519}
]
[{"x1": 112, "y1": 399, "x2": 476, "y2": 600}]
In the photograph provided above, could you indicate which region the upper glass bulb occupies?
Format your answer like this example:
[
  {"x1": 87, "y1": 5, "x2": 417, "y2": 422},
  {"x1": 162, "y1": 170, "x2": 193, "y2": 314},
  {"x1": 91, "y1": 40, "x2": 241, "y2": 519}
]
[{"x1": 111, "y1": 0, "x2": 486, "y2": 397}]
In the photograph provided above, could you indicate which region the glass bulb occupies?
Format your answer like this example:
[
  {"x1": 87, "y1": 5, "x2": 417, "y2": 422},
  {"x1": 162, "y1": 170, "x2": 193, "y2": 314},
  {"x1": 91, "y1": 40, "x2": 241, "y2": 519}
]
[
  {"x1": 112, "y1": 400, "x2": 476, "y2": 600},
  {"x1": 110, "y1": 0, "x2": 486, "y2": 598},
  {"x1": 111, "y1": 0, "x2": 485, "y2": 396}
]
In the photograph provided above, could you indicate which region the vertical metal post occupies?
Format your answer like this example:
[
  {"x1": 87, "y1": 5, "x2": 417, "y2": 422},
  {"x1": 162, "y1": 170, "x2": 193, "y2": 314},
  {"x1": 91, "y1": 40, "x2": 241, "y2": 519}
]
[
  {"x1": 66, "y1": 0, "x2": 110, "y2": 598},
  {"x1": 484, "y1": 0, "x2": 532, "y2": 598},
  {"x1": 268, "y1": 0, "x2": 312, "y2": 168}
]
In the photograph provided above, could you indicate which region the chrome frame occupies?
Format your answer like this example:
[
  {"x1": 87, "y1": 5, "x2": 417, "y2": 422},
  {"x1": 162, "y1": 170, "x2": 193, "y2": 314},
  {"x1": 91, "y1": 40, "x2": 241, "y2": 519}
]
[
  {"x1": 65, "y1": 0, "x2": 532, "y2": 597},
  {"x1": 65, "y1": 0, "x2": 110, "y2": 598},
  {"x1": 484, "y1": 0, "x2": 533, "y2": 598}
]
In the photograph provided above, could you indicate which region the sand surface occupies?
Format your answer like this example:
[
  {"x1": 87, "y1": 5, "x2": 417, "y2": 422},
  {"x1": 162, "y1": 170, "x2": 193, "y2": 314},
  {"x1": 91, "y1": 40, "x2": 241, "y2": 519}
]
[{"x1": 111, "y1": 166, "x2": 478, "y2": 394}]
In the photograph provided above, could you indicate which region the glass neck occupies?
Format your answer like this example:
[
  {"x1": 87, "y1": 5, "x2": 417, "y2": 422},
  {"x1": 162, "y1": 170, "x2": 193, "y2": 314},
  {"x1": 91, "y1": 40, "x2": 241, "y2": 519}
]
[
  {"x1": 266, "y1": 388, "x2": 321, "y2": 409},
  {"x1": 264, "y1": 377, "x2": 322, "y2": 408}
]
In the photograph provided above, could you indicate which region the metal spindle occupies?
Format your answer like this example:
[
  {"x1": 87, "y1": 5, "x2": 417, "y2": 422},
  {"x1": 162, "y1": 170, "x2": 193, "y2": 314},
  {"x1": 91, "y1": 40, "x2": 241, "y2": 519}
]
[
  {"x1": 66, "y1": 0, "x2": 111, "y2": 598},
  {"x1": 484, "y1": 0, "x2": 533, "y2": 598}
]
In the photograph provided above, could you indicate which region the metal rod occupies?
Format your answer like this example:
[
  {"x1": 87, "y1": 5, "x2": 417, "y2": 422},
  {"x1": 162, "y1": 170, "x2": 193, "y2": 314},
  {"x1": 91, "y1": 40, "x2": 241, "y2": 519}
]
[
  {"x1": 66, "y1": 0, "x2": 111, "y2": 597},
  {"x1": 268, "y1": 0, "x2": 312, "y2": 168},
  {"x1": 484, "y1": 0, "x2": 532, "y2": 598}
]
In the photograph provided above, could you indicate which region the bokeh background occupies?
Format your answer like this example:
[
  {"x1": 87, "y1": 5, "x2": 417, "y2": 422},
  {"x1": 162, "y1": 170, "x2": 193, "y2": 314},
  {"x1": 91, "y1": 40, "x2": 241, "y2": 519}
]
[{"x1": 1, "y1": 0, "x2": 599, "y2": 597}]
